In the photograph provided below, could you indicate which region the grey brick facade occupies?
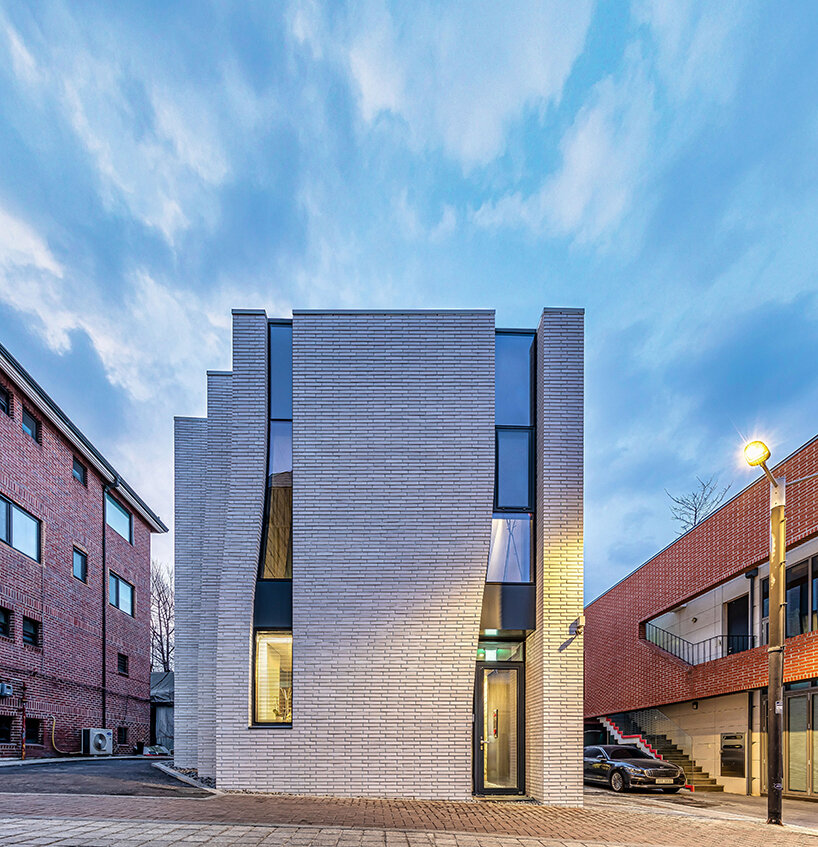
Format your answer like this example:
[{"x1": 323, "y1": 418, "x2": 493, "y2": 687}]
[{"x1": 174, "y1": 308, "x2": 583, "y2": 802}]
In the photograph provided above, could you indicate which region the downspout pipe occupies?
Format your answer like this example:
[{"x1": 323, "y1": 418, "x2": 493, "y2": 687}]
[
  {"x1": 102, "y1": 482, "x2": 109, "y2": 729},
  {"x1": 101, "y1": 475, "x2": 121, "y2": 730}
]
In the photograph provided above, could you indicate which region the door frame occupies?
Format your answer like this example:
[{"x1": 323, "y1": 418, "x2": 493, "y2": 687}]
[{"x1": 473, "y1": 661, "x2": 526, "y2": 796}]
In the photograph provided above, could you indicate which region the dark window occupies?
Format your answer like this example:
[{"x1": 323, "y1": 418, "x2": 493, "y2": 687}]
[
  {"x1": 105, "y1": 494, "x2": 132, "y2": 543},
  {"x1": 22, "y1": 617, "x2": 40, "y2": 647},
  {"x1": 0, "y1": 607, "x2": 10, "y2": 638},
  {"x1": 0, "y1": 386, "x2": 10, "y2": 416},
  {"x1": 495, "y1": 429, "x2": 532, "y2": 509},
  {"x1": 786, "y1": 561, "x2": 809, "y2": 638},
  {"x1": 117, "y1": 726, "x2": 128, "y2": 745},
  {"x1": 269, "y1": 322, "x2": 293, "y2": 419},
  {"x1": 24, "y1": 718, "x2": 41, "y2": 745},
  {"x1": 0, "y1": 494, "x2": 41, "y2": 561},
  {"x1": 117, "y1": 653, "x2": 129, "y2": 675},
  {"x1": 495, "y1": 332, "x2": 534, "y2": 426},
  {"x1": 812, "y1": 557, "x2": 817, "y2": 632},
  {"x1": 72, "y1": 457, "x2": 87, "y2": 485},
  {"x1": 606, "y1": 745, "x2": 652, "y2": 759},
  {"x1": 0, "y1": 715, "x2": 11, "y2": 743},
  {"x1": 108, "y1": 572, "x2": 135, "y2": 616},
  {"x1": 72, "y1": 549, "x2": 87, "y2": 582},
  {"x1": 21, "y1": 408, "x2": 38, "y2": 441}
]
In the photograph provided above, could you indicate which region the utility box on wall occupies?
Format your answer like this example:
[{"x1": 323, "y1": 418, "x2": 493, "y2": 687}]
[{"x1": 720, "y1": 732, "x2": 746, "y2": 777}]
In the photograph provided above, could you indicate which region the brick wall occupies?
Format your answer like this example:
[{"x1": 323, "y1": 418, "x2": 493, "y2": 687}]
[
  {"x1": 585, "y1": 436, "x2": 818, "y2": 718},
  {"x1": 526, "y1": 309, "x2": 585, "y2": 805},
  {"x1": 177, "y1": 310, "x2": 497, "y2": 798},
  {"x1": 0, "y1": 367, "x2": 152, "y2": 757}
]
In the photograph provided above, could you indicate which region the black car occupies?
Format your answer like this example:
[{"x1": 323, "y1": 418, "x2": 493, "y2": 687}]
[{"x1": 583, "y1": 744, "x2": 686, "y2": 793}]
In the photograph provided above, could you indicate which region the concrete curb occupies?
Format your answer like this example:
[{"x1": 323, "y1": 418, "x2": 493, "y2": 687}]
[
  {"x1": 0, "y1": 755, "x2": 170, "y2": 768},
  {"x1": 150, "y1": 761, "x2": 221, "y2": 795}
]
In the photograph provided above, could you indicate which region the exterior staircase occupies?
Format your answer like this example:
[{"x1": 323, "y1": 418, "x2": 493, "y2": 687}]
[{"x1": 606, "y1": 712, "x2": 724, "y2": 792}]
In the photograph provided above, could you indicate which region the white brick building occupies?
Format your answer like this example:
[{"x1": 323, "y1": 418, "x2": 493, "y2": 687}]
[{"x1": 174, "y1": 308, "x2": 584, "y2": 803}]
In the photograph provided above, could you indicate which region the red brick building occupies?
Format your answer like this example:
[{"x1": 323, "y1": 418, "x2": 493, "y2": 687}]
[
  {"x1": 585, "y1": 435, "x2": 818, "y2": 797},
  {"x1": 0, "y1": 342, "x2": 166, "y2": 758}
]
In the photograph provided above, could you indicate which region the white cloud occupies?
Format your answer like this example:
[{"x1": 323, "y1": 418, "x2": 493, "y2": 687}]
[
  {"x1": 2, "y1": 20, "x2": 39, "y2": 85},
  {"x1": 634, "y1": 0, "x2": 750, "y2": 106},
  {"x1": 473, "y1": 57, "x2": 656, "y2": 244},
  {"x1": 344, "y1": 0, "x2": 594, "y2": 168}
]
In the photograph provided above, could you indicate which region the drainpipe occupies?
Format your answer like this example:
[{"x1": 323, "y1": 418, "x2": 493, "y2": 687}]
[
  {"x1": 101, "y1": 480, "x2": 113, "y2": 729},
  {"x1": 20, "y1": 681, "x2": 26, "y2": 760}
]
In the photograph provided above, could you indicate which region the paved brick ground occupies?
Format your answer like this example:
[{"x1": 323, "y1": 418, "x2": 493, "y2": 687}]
[{"x1": 0, "y1": 792, "x2": 817, "y2": 846}]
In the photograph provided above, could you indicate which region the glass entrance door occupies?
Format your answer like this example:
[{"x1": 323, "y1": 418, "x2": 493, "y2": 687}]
[
  {"x1": 779, "y1": 690, "x2": 818, "y2": 798},
  {"x1": 474, "y1": 663, "x2": 524, "y2": 795}
]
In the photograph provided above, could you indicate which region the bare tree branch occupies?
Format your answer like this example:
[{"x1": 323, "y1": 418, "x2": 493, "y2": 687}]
[
  {"x1": 151, "y1": 560, "x2": 174, "y2": 672},
  {"x1": 666, "y1": 475, "x2": 732, "y2": 534}
]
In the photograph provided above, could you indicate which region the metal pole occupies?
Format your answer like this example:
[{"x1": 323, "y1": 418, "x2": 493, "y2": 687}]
[{"x1": 767, "y1": 477, "x2": 786, "y2": 825}]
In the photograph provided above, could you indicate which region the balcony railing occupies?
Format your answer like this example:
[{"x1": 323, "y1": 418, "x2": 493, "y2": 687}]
[{"x1": 644, "y1": 622, "x2": 756, "y2": 665}]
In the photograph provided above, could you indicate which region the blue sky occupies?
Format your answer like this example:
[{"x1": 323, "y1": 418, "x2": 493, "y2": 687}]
[{"x1": 1, "y1": 1, "x2": 817, "y2": 599}]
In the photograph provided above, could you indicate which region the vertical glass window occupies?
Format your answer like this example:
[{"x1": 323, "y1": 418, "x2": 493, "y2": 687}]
[
  {"x1": 495, "y1": 333, "x2": 534, "y2": 426},
  {"x1": 812, "y1": 557, "x2": 817, "y2": 632},
  {"x1": 268, "y1": 421, "x2": 293, "y2": 479},
  {"x1": 269, "y1": 323, "x2": 293, "y2": 419},
  {"x1": 21, "y1": 408, "x2": 38, "y2": 440},
  {"x1": 0, "y1": 386, "x2": 9, "y2": 415},
  {"x1": 787, "y1": 696, "x2": 808, "y2": 792},
  {"x1": 109, "y1": 572, "x2": 135, "y2": 616},
  {"x1": 72, "y1": 457, "x2": 87, "y2": 485},
  {"x1": 255, "y1": 632, "x2": 293, "y2": 724},
  {"x1": 496, "y1": 429, "x2": 532, "y2": 509},
  {"x1": 486, "y1": 514, "x2": 532, "y2": 582},
  {"x1": 260, "y1": 486, "x2": 293, "y2": 579},
  {"x1": 786, "y1": 561, "x2": 809, "y2": 638},
  {"x1": 73, "y1": 548, "x2": 88, "y2": 582},
  {"x1": 105, "y1": 494, "x2": 132, "y2": 543}
]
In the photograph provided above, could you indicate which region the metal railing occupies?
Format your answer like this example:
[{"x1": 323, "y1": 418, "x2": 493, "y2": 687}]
[
  {"x1": 629, "y1": 708, "x2": 695, "y2": 764},
  {"x1": 644, "y1": 622, "x2": 756, "y2": 665}
]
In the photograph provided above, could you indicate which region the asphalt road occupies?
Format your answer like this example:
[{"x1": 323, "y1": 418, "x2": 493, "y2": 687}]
[{"x1": 0, "y1": 758, "x2": 209, "y2": 798}]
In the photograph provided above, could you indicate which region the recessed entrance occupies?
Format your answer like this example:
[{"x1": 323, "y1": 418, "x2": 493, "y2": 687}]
[{"x1": 474, "y1": 660, "x2": 525, "y2": 795}]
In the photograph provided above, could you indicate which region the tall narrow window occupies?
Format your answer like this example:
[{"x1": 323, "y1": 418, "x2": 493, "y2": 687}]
[
  {"x1": 254, "y1": 632, "x2": 293, "y2": 724},
  {"x1": 21, "y1": 408, "x2": 39, "y2": 441},
  {"x1": 105, "y1": 494, "x2": 132, "y2": 543},
  {"x1": 495, "y1": 333, "x2": 534, "y2": 426},
  {"x1": 72, "y1": 457, "x2": 87, "y2": 485},
  {"x1": 0, "y1": 607, "x2": 10, "y2": 638},
  {"x1": 260, "y1": 321, "x2": 293, "y2": 579},
  {"x1": 496, "y1": 429, "x2": 532, "y2": 510},
  {"x1": 73, "y1": 548, "x2": 88, "y2": 582},
  {"x1": 0, "y1": 386, "x2": 10, "y2": 416}
]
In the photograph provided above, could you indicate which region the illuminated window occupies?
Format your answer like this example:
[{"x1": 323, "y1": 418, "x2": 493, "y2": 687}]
[{"x1": 254, "y1": 632, "x2": 292, "y2": 724}]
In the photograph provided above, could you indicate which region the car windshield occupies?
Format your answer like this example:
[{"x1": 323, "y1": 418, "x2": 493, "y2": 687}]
[{"x1": 607, "y1": 746, "x2": 652, "y2": 759}]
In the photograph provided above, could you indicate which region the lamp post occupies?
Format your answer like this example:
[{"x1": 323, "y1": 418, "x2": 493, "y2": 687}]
[{"x1": 743, "y1": 440, "x2": 785, "y2": 825}]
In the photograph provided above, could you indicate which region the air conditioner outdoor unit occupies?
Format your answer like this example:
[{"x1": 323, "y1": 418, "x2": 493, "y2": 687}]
[
  {"x1": 0, "y1": 683, "x2": 13, "y2": 697},
  {"x1": 82, "y1": 728, "x2": 113, "y2": 756}
]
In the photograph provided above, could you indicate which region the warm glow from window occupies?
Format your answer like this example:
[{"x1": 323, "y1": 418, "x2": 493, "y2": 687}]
[{"x1": 255, "y1": 632, "x2": 292, "y2": 724}]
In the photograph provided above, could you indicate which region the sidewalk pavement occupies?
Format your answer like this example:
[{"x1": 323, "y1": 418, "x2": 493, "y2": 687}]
[{"x1": 1, "y1": 790, "x2": 817, "y2": 847}]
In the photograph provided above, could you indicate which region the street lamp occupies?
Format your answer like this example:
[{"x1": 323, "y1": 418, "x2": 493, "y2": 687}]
[{"x1": 743, "y1": 439, "x2": 785, "y2": 825}]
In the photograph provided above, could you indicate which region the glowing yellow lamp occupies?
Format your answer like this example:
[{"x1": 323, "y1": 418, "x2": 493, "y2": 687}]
[{"x1": 744, "y1": 440, "x2": 771, "y2": 468}]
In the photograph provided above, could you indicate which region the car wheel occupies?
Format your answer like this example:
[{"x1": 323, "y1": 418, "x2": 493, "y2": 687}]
[
  {"x1": 609, "y1": 770, "x2": 629, "y2": 792},
  {"x1": 661, "y1": 787, "x2": 681, "y2": 794}
]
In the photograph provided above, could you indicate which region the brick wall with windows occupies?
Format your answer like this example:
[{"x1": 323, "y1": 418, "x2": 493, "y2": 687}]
[
  {"x1": 0, "y1": 365, "x2": 157, "y2": 757},
  {"x1": 585, "y1": 435, "x2": 818, "y2": 719}
]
